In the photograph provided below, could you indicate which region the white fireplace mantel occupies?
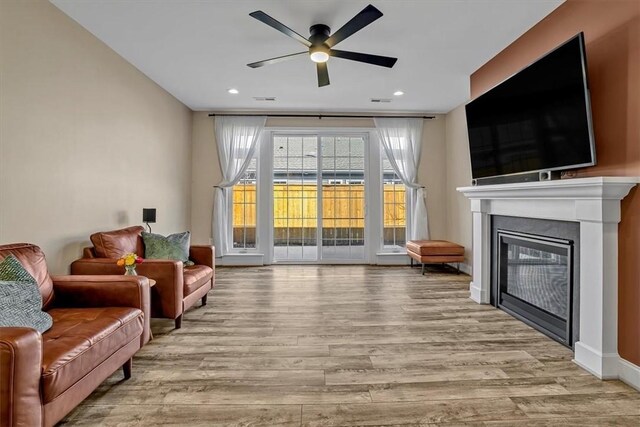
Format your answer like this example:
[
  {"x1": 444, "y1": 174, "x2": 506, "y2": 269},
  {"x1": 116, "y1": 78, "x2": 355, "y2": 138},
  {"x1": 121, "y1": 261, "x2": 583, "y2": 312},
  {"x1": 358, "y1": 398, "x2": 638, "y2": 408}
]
[{"x1": 457, "y1": 176, "x2": 639, "y2": 386}]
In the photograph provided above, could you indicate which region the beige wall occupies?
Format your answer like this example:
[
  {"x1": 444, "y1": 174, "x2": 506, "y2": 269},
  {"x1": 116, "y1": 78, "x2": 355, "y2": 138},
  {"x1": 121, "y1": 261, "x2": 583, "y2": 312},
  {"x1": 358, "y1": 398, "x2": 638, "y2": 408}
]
[
  {"x1": 444, "y1": 105, "x2": 473, "y2": 269},
  {"x1": 190, "y1": 113, "x2": 221, "y2": 245},
  {"x1": 190, "y1": 113, "x2": 447, "y2": 248},
  {"x1": 418, "y1": 117, "x2": 447, "y2": 240},
  {"x1": 0, "y1": 0, "x2": 193, "y2": 274}
]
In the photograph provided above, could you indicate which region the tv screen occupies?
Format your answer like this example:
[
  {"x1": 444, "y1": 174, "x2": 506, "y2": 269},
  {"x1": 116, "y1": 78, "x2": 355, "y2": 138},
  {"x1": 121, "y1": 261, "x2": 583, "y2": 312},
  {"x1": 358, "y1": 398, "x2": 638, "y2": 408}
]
[{"x1": 466, "y1": 33, "x2": 595, "y2": 180}]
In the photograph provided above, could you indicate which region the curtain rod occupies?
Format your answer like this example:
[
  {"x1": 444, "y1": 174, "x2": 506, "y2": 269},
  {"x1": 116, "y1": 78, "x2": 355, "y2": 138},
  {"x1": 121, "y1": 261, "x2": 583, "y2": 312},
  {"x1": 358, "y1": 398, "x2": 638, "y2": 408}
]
[{"x1": 208, "y1": 113, "x2": 435, "y2": 119}]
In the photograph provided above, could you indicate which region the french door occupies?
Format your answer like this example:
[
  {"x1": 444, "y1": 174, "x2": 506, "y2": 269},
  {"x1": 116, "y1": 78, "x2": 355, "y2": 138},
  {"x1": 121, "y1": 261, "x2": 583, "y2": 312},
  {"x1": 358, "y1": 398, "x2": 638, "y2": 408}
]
[{"x1": 272, "y1": 133, "x2": 367, "y2": 263}]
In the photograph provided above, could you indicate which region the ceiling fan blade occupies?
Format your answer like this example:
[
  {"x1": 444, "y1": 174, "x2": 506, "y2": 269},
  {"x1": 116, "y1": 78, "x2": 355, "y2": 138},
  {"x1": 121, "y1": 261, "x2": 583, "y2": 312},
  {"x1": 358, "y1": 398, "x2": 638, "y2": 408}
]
[
  {"x1": 247, "y1": 52, "x2": 308, "y2": 68},
  {"x1": 317, "y1": 62, "x2": 330, "y2": 87},
  {"x1": 249, "y1": 11, "x2": 312, "y2": 47},
  {"x1": 330, "y1": 49, "x2": 397, "y2": 68},
  {"x1": 324, "y1": 4, "x2": 383, "y2": 48}
]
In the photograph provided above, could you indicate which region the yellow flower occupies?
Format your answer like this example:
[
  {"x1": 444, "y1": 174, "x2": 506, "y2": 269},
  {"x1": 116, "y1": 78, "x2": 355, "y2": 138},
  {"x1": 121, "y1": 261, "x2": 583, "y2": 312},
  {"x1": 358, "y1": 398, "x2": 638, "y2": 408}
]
[{"x1": 117, "y1": 252, "x2": 139, "y2": 267}]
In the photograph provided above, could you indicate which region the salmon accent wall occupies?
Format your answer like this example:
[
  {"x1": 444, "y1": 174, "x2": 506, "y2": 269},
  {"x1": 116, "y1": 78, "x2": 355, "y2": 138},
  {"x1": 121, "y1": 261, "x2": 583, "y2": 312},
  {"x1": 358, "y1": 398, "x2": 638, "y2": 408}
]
[{"x1": 470, "y1": 0, "x2": 640, "y2": 365}]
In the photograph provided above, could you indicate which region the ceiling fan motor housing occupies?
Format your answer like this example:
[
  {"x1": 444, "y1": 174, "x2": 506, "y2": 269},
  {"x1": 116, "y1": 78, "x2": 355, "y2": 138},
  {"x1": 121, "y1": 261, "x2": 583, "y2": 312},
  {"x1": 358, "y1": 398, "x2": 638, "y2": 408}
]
[{"x1": 309, "y1": 24, "x2": 331, "y2": 45}]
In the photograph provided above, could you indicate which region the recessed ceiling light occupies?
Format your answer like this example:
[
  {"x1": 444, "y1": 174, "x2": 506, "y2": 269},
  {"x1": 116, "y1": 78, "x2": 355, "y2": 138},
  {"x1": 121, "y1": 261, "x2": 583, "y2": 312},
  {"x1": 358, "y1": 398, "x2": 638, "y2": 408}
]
[
  {"x1": 393, "y1": 90, "x2": 404, "y2": 96},
  {"x1": 228, "y1": 88, "x2": 239, "y2": 94}
]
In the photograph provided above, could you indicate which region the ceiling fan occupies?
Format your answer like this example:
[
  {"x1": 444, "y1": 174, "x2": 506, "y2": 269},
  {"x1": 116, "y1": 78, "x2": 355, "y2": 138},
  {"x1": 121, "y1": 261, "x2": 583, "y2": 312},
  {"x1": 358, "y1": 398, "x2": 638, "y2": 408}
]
[{"x1": 247, "y1": 4, "x2": 397, "y2": 87}]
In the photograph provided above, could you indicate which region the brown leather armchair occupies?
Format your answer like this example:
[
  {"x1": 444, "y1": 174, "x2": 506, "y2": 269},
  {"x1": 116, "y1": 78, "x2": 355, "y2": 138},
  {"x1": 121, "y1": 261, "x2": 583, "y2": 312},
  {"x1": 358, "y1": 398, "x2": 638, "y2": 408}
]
[
  {"x1": 70, "y1": 226, "x2": 214, "y2": 329},
  {"x1": 0, "y1": 243, "x2": 150, "y2": 427}
]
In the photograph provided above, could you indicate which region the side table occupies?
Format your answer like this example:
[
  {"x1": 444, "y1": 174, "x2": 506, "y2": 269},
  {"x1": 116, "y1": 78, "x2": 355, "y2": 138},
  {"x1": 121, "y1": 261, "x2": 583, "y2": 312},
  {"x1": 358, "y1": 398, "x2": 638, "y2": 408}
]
[{"x1": 147, "y1": 278, "x2": 156, "y2": 340}]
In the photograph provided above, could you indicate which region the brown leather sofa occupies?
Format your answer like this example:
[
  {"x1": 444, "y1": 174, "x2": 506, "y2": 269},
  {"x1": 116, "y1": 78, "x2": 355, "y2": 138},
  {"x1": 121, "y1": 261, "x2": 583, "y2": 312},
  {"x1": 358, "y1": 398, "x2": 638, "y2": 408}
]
[
  {"x1": 0, "y1": 243, "x2": 150, "y2": 427},
  {"x1": 70, "y1": 226, "x2": 214, "y2": 329}
]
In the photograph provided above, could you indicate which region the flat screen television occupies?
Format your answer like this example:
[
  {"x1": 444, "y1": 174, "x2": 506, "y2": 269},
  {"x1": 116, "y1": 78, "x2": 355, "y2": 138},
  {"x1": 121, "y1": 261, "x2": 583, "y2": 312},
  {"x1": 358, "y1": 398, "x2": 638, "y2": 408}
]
[{"x1": 465, "y1": 32, "x2": 596, "y2": 180}]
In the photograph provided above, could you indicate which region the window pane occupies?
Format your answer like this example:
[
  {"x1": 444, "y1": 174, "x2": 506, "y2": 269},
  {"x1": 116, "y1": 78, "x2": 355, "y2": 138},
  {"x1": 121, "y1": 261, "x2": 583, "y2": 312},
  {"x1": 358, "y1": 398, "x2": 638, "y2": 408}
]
[
  {"x1": 232, "y1": 154, "x2": 258, "y2": 250},
  {"x1": 382, "y1": 149, "x2": 406, "y2": 249}
]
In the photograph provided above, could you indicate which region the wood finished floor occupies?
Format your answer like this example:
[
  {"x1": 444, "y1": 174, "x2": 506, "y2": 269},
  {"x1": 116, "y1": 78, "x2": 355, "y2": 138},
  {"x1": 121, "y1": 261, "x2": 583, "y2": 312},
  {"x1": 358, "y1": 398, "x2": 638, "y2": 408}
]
[{"x1": 61, "y1": 266, "x2": 640, "y2": 426}]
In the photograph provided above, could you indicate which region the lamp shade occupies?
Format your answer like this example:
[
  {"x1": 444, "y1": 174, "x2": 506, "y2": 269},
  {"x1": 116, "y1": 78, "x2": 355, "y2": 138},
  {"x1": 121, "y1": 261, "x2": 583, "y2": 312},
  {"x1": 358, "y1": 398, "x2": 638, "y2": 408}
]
[{"x1": 142, "y1": 208, "x2": 156, "y2": 223}]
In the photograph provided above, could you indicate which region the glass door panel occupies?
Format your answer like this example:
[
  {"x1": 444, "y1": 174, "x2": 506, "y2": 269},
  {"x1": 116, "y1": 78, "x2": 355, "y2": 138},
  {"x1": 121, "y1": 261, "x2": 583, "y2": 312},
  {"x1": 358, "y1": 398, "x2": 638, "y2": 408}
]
[
  {"x1": 320, "y1": 136, "x2": 366, "y2": 261},
  {"x1": 273, "y1": 135, "x2": 318, "y2": 261}
]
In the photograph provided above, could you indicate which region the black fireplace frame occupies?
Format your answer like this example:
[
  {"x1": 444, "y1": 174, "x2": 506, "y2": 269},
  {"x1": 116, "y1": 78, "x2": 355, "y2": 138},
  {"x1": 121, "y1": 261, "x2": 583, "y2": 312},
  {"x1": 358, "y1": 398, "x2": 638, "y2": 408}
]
[{"x1": 495, "y1": 229, "x2": 574, "y2": 347}]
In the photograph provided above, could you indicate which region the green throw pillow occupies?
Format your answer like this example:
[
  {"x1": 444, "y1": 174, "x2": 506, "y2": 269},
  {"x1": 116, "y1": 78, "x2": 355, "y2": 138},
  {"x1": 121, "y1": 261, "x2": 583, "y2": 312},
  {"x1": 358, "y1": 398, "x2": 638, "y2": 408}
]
[
  {"x1": 0, "y1": 255, "x2": 53, "y2": 333},
  {"x1": 142, "y1": 231, "x2": 193, "y2": 266},
  {"x1": 0, "y1": 254, "x2": 38, "y2": 284}
]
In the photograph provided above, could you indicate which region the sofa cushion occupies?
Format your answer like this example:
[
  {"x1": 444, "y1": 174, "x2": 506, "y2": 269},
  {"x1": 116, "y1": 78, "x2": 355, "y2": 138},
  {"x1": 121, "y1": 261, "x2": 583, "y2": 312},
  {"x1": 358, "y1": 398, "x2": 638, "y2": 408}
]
[
  {"x1": 406, "y1": 240, "x2": 465, "y2": 256},
  {"x1": 41, "y1": 307, "x2": 143, "y2": 403},
  {"x1": 90, "y1": 226, "x2": 145, "y2": 259},
  {"x1": 0, "y1": 280, "x2": 53, "y2": 333},
  {"x1": 183, "y1": 265, "x2": 213, "y2": 296},
  {"x1": 408, "y1": 250, "x2": 465, "y2": 264},
  {"x1": 0, "y1": 243, "x2": 54, "y2": 309},
  {"x1": 142, "y1": 231, "x2": 192, "y2": 265}
]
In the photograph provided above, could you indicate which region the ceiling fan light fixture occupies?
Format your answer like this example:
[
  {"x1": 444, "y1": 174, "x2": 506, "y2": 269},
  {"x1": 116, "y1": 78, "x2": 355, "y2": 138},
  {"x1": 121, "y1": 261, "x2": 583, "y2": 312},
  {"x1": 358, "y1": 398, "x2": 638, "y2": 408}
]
[
  {"x1": 309, "y1": 46, "x2": 330, "y2": 63},
  {"x1": 248, "y1": 5, "x2": 396, "y2": 87}
]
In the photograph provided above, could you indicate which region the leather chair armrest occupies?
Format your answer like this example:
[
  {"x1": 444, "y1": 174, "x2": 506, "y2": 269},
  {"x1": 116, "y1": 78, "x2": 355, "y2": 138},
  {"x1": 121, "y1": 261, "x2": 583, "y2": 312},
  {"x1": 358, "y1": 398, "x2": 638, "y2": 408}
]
[
  {"x1": 0, "y1": 327, "x2": 43, "y2": 427},
  {"x1": 189, "y1": 245, "x2": 215, "y2": 269},
  {"x1": 135, "y1": 261, "x2": 183, "y2": 320},
  {"x1": 70, "y1": 258, "x2": 184, "y2": 321},
  {"x1": 70, "y1": 258, "x2": 123, "y2": 275},
  {"x1": 82, "y1": 246, "x2": 96, "y2": 259},
  {"x1": 51, "y1": 276, "x2": 151, "y2": 345}
]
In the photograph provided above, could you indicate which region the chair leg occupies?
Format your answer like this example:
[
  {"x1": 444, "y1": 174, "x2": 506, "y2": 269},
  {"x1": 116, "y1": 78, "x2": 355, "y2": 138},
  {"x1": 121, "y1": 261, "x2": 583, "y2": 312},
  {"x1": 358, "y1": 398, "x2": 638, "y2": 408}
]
[
  {"x1": 202, "y1": 293, "x2": 208, "y2": 306},
  {"x1": 457, "y1": 263, "x2": 460, "y2": 274},
  {"x1": 122, "y1": 358, "x2": 132, "y2": 380},
  {"x1": 175, "y1": 314, "x2": 183, "y2": 329},
  {"x1": 421, "y1": 263, "x2": 425, "y2": 275},
  {"x1": 410, "y1": 258, "x2": 414, "y2": 267}
]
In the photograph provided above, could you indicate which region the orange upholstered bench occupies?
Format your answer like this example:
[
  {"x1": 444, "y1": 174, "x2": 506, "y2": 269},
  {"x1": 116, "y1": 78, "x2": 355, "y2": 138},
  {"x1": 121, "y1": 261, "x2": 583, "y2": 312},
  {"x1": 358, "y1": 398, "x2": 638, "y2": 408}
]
[{"x1": 406, "y1": 240, "x2": 465, "y2": 275}]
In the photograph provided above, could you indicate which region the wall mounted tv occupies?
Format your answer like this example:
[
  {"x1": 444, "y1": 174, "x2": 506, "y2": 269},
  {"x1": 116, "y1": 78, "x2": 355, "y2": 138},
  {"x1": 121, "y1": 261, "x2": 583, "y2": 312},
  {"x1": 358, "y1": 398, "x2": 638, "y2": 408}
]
[{"x1": 465, "y1": 32, "x2": 596, "y2": 181}]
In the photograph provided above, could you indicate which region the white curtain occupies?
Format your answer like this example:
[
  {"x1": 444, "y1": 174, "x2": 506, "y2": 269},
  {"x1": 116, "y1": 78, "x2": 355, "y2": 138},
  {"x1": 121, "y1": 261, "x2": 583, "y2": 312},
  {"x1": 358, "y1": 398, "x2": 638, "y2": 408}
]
[
  {"x1": 374, "y1": 117, "x2": 430, "y2": 241},
  {"x1": 212, "y1": 116, "x2": 266, "y2": 256}
]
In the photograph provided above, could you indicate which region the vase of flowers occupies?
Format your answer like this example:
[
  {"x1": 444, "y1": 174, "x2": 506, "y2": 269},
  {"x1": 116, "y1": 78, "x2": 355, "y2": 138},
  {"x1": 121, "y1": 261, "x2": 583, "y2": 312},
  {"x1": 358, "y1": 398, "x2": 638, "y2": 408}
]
[{"x1": 117, "y1": 253, "x2": 143, "y2": 275}]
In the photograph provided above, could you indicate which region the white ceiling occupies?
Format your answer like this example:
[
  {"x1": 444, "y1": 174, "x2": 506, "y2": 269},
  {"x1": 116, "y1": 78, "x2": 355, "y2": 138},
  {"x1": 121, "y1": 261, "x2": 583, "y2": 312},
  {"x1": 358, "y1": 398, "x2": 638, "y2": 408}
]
[{"x1": 51, "y1": 0, "x2": 563, "y2": 113}]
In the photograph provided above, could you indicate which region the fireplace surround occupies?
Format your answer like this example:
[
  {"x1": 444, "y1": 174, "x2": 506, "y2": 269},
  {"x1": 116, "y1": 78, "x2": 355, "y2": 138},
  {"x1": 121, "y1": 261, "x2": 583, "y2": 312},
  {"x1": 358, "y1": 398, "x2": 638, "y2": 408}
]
[{"x1": 458, "y1": 177, "x2": 639, "y2": 388}]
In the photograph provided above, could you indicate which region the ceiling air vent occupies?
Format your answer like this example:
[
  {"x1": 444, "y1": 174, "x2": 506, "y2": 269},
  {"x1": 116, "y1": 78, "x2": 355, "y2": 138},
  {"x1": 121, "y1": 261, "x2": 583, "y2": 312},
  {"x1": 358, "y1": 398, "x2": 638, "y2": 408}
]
[
  {"x1": 253, "y1": 97, "x2": 276, "y2": 102},
  {"x1": 370, "y1": 98, "x2": 391, "y2": 103}
]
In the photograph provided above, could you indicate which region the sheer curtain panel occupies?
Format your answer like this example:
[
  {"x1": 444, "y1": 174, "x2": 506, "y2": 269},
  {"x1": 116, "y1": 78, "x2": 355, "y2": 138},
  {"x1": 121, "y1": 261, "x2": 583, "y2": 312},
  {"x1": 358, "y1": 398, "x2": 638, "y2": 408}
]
[
  {"x1": 374, "y1": 117, "x2": 430, "y2": 241},
  {"x1": 212, "y1": 116, "x2": 266, "y2": 256}
]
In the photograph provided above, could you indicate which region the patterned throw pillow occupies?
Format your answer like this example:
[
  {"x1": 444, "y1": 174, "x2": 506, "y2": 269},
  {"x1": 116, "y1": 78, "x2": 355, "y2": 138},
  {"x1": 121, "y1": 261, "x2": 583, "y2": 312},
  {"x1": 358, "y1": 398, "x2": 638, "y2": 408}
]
[
  {"x1": 142, "y1": 231, "x2": 193, "y2": 266},
  {"x1": 0, "y1": 254, "x2": 38, "y2": 284},
  {"x1": 0, "y1": 281, "x2": 53, "y2": 333},
  {"x1": 0, "y1": 255, "x2": 52, "y2": 333}
]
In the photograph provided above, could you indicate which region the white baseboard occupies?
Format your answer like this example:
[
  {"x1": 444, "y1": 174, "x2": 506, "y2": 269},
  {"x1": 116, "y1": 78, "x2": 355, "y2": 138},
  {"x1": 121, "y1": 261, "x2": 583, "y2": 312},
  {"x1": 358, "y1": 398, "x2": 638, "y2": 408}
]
[
  {"x1": 572, "y1": 342, "x2": 640, "y2": 391},
  {"x1": 573, "y1": 341, "x2": 620, "y2": 379},
  {"x1": 216, "y1": 254, "x2": 264, "y2": 266},
  {"x1": 446, "y1": 262, "x2": 472, "y2": 275},
  {"x1": 618, "y1": 358, "x2": 640, "y2": 391},
  {"x1": 469, "y1": 281, "x2": 488, "y2": 304},
  {"x1": 375, "y1": 252, "x2": 410, "y2": 265}
]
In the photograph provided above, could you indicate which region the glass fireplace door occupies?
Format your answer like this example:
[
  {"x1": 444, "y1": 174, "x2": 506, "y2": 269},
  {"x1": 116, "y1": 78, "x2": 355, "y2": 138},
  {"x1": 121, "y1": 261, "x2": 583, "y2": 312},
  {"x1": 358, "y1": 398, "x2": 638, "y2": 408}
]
[{"x1": 497, "y1": 230, "x2": 573, "y2": 345}]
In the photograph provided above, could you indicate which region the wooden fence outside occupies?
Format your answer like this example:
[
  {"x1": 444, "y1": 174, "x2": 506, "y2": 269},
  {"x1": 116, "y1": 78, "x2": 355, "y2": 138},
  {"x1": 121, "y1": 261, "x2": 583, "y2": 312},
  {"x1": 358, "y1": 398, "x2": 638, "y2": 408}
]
[{"x1": 233, "y1": 184, "x2": 406, "y2": 228}]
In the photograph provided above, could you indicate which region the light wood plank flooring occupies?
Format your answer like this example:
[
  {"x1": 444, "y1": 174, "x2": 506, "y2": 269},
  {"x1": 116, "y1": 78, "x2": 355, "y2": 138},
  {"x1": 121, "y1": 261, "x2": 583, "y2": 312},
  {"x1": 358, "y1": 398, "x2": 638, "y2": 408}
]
[{"x1": 61, "y1": 265, "x2": 640, "y2": 426}]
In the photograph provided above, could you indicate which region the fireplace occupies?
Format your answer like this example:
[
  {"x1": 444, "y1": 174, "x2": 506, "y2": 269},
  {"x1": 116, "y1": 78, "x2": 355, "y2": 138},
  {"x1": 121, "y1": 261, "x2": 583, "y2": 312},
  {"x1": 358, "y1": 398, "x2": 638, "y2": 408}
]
[
  {"x1": 458, "y1": 177, "x2": 639, "y2": 383},
  {"x1": 495, "y1": 229, "x2": 573, "y2": 345}
]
